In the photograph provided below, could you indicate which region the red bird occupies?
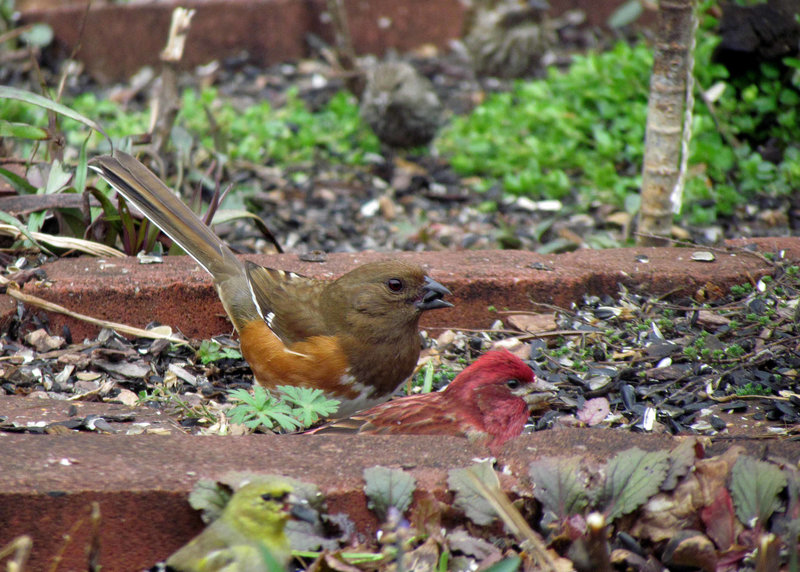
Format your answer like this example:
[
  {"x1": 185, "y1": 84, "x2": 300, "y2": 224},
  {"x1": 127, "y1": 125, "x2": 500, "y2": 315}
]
[
  {"x1": 89, "y1": 151, "x2": 452, "y2": 416},
  {"x1": 312, "y1": 350, "x2": 552, "y2": 452}
]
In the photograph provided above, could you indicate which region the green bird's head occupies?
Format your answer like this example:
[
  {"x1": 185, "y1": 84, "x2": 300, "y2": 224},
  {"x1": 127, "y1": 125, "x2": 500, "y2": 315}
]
[{"x1": 225, "y1": 480, "x2": 313, "y2": 539}]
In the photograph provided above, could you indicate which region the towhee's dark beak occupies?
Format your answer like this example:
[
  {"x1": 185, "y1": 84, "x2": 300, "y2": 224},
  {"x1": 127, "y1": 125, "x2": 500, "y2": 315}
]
[{"x1": 417, "y1": 276, "x2": 453, "y2": 311}]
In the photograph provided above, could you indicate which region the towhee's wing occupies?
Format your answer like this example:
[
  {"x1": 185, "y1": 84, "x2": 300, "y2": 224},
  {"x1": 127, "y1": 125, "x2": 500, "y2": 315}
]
[{"x1": 244, "y1": 262, "x2": 330, "y2": 343}]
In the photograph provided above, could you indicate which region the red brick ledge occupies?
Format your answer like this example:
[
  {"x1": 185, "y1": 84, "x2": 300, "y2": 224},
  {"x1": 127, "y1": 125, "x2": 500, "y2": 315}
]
[
  {"x1": 19, "y1": 0, "x2": 641, "y2": 82},
  {"x1": 3, "y1": 238, "x2": 798, "y2": 342},
  {"x1": 4, "y1": 426, "x2": 797, "y2": 571}
]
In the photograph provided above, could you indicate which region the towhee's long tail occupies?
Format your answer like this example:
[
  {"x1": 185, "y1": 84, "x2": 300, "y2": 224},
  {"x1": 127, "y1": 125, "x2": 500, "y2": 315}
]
[
  {"x1": 89, "y1": 151, "x2": 453, "y2": 416},
  {"x1": 90, "y1": 151, "x2": 261, "y2": 330}
]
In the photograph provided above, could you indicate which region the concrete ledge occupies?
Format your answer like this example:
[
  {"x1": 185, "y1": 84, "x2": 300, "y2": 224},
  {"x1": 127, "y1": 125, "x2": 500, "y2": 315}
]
[{"x1": 4, "y1": 238, "x2": 799, "y2": 342}]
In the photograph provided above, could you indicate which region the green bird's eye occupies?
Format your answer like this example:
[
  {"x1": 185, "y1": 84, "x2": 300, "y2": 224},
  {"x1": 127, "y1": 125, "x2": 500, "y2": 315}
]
[{"x1": 260, "y1": 492, "x2": 288, "y2": 502}]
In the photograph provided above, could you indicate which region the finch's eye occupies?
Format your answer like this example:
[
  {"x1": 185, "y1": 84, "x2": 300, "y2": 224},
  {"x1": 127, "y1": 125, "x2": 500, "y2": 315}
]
[
  {"x1": 506, "y1": 379, "x2": 521, "y2": 390},
  {"x1": 386, "y1": 278, "x2": 404, "y2": 292}
]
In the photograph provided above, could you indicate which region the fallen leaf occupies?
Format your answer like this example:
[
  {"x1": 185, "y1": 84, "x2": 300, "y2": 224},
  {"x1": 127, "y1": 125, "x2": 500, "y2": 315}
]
[
  {"x1": 528, "y1": 456, "x2": 590, "y2": 520},
  {"x1": 577, "y1": 397, "x2": 610, "y2": 426},
  {"x1": 601, "y1": 447, "x2": 669, "y2": 522},
  {"x1": 730, "y1": 455, "x2": 787, "y2": 529},
  {"x1": 448, "y1": 462, "x2": 499, "y2": 526},
  {"x1": 700, "y1": 487, "x2": 737, "y2": 551},
  {"x1": 506, "y1": 313, "x2": 557, "y2": 333},
  {"x1": 24, "y1": 328, "x2": 65, "y2": 352},
  {"x1": 364, "y1": 466, "x2": 416, "y2": 520}
]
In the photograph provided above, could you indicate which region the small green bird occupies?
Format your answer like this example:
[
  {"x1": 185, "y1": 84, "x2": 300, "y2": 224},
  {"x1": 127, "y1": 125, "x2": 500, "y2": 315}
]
[{"x1": 164, "y1": 479, "x2": 313, "y2": 572}]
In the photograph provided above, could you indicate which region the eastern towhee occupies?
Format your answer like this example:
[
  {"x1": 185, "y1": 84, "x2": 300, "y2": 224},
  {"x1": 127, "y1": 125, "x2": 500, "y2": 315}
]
[{"x1": 90, "y1": 151, "x2": 452, "y2": 416}]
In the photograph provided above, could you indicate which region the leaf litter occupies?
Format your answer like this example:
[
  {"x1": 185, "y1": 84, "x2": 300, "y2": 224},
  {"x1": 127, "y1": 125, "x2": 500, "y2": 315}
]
[{"x1": 142, "y1": 440, "x2": 798, "y2": 570}]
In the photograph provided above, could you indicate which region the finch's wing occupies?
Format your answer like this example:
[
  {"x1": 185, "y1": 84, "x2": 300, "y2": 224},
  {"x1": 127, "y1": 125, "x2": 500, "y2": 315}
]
[{"x1": 310, "y1": 393, "x2": 465, "y2": 436}]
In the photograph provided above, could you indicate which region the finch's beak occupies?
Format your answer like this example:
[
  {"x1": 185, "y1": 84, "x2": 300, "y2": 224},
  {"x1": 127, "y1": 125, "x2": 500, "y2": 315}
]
[
  {"x1": 513, "y1": 376, "x2": 557, "y2": 410},
  {"x1": 416, "y1": 276, "x2": 453, "y2": 311},
  {"x1": 288, "y1": 495, "x2": 317, "y2": 524}
]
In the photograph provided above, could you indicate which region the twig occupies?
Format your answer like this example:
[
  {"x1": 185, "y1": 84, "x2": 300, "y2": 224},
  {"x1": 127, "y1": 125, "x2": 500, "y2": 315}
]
[
  {"x1": 150, "y1": 7, "x2": 195, "y2": 157},
  {"x1": 464, "y1": 468, "x2": 559, "y2": 571}
]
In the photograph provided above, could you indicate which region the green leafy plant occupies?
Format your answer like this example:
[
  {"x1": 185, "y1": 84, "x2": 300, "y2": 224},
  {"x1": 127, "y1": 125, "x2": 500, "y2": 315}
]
[
  {"x1": 411, "y1": 362, "x2": 457, "y2": 393},
  {"x1": 196, "y1": 339, "x2": 243, "y2": 364},
  {"x1": 735, "y1": 383, "x2": 772, "y2": 396},
  {"x1": 276, "y1": 385, "x2": 340, "y2": 426},
  {"x1": 227, "y1": 385, "x2": 339, "y2": 431},
  {"x1": 227, "y1": 386, "x2": 301, "y2": 431}
]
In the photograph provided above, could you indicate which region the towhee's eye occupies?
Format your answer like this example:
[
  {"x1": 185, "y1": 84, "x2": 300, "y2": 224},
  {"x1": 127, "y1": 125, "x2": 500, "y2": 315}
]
[
  {"x1": 386, "y1": 278, "x2": 404, "y2": 292},
  {"x1": 506, "y1": 379, "x2": 521, "y2": 390}
]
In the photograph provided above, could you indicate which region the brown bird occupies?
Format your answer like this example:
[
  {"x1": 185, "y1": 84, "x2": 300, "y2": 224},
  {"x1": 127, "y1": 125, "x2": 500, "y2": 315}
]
[
  {"x1": 311, "y1": 350, "x2": 552, "y2": 452},
  {"x1": 89, "y1": 151, "x2": 452, "y2": 416},
  {"x1": 360, "y1": 61, "x2": 444, "y2": 149},
  {"x1": 463, "y1": 0, "x2": 554, "y2": 79}
]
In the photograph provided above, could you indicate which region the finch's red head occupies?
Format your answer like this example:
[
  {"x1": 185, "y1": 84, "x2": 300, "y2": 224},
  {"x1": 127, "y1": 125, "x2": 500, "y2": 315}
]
[
  {"x1": 444, "y1": 349, "x2": 534, "y2": 396},
  {"x1": 444, "y1": 350, "x2": 538, "y2": 452}
]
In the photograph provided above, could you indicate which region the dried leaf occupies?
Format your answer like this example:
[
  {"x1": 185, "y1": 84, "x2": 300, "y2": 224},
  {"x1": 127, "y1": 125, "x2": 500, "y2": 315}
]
[
  {"x1": 662, "y1": 437, "x2": 701, "y2": 491},
  {"x1": 448, "y1": 462, "x2": 499, "y2": 526},
  {"x1": 363, "y1": 466, "x2": 416, "y2": 520},
  {"x1": 601, "y1": 447, "x2": 669, "y2": 522},
  {"x1": 403, "y1": 537, "x2": 440, "y2": 571},
  {"x1": 24, "y1": 328, "x2": 65, "y2": 352},
  {"x1": 700, "y1": 487, "x2": 737, "y2": 551},
  {"x1": 730, "y1": 456, "x2": 787, "y2": 528},
  {"x1": 506, "y1": 313, "x2": 557, "y2": 333},
  {"x1": 661, "y1": 530, "x2": 717, "y2": 572},
  {"x1": 528, "y1": 456, "x2": 589, "y2": 519},
  {"x1": 447, "y1": 529, "x2": 502, "y2": 562},
  {"x1": 409, "y1": 496, "x2": 445, "y2": 538}
]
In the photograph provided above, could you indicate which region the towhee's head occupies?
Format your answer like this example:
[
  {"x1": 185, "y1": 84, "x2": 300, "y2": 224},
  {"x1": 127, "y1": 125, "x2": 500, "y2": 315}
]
[{"x1": 327, "y1": 260, "x2": 452, "y2": 340}]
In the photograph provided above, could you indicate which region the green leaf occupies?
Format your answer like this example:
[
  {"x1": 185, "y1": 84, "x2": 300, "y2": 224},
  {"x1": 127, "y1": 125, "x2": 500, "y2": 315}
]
[
  {"x1": 19, "y1": 23, "x2": 54, "y2": 47},
  {"x1": 188, "y1": 479, "x2": 232, "y2": 524},
  {"x1": 447, "y1": 462, "x2": 500, "y2": 526},
  {"x1": 197, "y1": 339, "x2": 242, "y2": 364},
  {"x1": 276, "y1": 385, "x2": 339, "y2": 426},
  {"x1": 607, "y1": 0, "x2": 642, "y2": 29},
  {"x1": 0, "y1": 167, "x2": 37, "y2": 194},
  {"x1": 44, "y1": 160, "x2": 72, "y2": 194},
  {"x1": 363, "y1": 466, "x2": 416, "y2": 520},
  {"x1": 482, "y1": 557, "x2": 521, "y2": 572},
  {"x1": 600, "y1": 447, "x2": 669, "y2": 522},
  {"x1": 0, "y1": 120, "x2": 49, "y2": 140},
  {"x1": 74, "y1": 136, "x2": 89, "y2": 193},
  {"x1": 227, "y1": 386, "x2": 301, "y2": 431},
  {"x1": 0, "y1": 86, "x2": 111, "y2": 146},
  {"x1": 730, "y1": 455, "x2": 787, "y2": 528},
  {"x1": 422, "y1": 361, "x2": 434, "y2": 393},
  {"x1": 528, "y1": 456, "x2": 589, "y2": 518}
]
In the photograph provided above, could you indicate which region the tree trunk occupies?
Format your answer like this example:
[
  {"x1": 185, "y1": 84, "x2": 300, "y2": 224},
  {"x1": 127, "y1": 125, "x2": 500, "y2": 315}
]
[{"x1": 637, "y1": 0, "x2": 696, "y2": 246}]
